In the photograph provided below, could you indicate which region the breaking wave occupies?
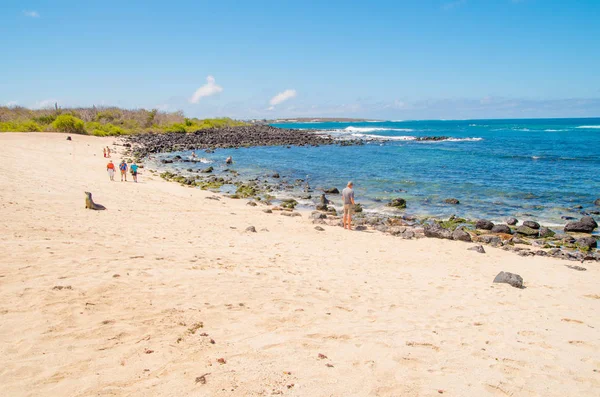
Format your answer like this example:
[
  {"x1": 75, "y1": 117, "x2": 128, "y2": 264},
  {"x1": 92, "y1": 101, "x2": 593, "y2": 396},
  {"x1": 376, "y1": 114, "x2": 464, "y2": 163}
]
[
  {"x1": 576, "y1": 125, "x2": 600, "y2": 129},
  {"x1": 342, "y1": 126, "x2": 415, "y2": 133}
]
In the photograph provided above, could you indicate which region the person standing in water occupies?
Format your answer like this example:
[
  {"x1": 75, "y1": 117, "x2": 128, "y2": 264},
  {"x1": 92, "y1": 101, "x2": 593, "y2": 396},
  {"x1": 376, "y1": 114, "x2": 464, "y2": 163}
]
[
  {"x1": 106, "y1": 160, "x2": 115, "y2": 181},
  {"x1": 119, "y1": 160, "x2": 128, "y2": 182},
  {"x1": 130, "y1": 162, "x2": 139, "y2": 183},
  {"x1": 342, "y1": 181, "x2": 356, "y2": 230},
  {"x1": 226, "y1": 156, "x2": 233, "y2": 164}
]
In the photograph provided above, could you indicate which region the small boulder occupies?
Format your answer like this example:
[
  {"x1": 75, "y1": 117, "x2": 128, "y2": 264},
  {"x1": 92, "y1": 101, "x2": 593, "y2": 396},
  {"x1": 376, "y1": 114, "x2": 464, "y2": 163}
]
[
  {"x1": 424, "y1": 224, "x2": 452, "y2": 239},
  {"x1": 444, "y1": 198, "x2": 460, "y2": 205},
  {"x1": 506, "y1": 217, "x2": 518, "y2": 226},
  {"x1": 262, "y1": 209, "x2": 273, "y2": 214},
  {"x1": 491, "y1": 224, "x2": 512, "y2": 234},
  {"x1": 468, "y1": 245, "x2": 486, "y2": 254},
  {"x1": 272, "y1": 173, "x2": 280, "y2": 178},
  {"x1": 523, "y1": 220, "x2": 540, "y2": 229},
  {"x1": 314, "y1": 226, "x2": 325, "y2": 231},
  {"x1": 201, "y1": 166, "x2": 214, "y2": 173},
  {"x1": 247, "y1": 201, "x2": 257, "y2": 207},
  {"x1": 401, "y1": 230, "x2": 415, "y2": 239},
  {"x1": 516, "y1": 225, "x2": 539, "y2": 237},
  {"x1": 595, "y1": 198, "x2": 600, "y2": 206},
  {"x1": 538, "y1": 227, "x2": 555, "y2": 238},
  {"x1": 323, "y1": 187, "x2": 339, "y2": 194},
  {"x1": 316, "y1": 204, "x2": 328, "y2": 211},
  {"x1": 452, "y1": 228, "x2": 472, "y2": 242},
  {"x1": 576, "y1": 237, "x2": 597, "y2": 250},
  {"x1": 493, "y1": 271, "x2": 523, "y2": 289},
  {"x1": 564, "y1": 216, "x2": 598, "y2": 233},
  {"x1": 66, "y1": 136, "x2": 72, "y2": 141},
  {"x1": 479, "y1": 235, "x2": 502, "y2": 245},
  {"x1": 475, "y1": 219, "x2": 494, "y2": 230},
  {"x1": 310, "y1": 211, "x2": 327, "y2": 220},
  {"x1": 245, "y1": 226, "x2": 257, "y2": 233},
  {"x1": 387, "y1": 198, "x2": 407, "y2": 209}
]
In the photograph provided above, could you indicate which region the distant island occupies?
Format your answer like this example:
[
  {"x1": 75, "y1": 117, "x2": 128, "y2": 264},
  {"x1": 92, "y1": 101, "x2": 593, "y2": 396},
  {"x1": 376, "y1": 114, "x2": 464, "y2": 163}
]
[{"x1": 266, "y1": 117, "x2": 380, "y2": 123}]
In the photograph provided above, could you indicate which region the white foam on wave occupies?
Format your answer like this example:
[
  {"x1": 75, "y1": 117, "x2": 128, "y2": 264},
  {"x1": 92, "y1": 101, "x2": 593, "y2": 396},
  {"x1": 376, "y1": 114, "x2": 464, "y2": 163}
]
[
  {"x1": 343, "y1": 126, "x2": 415, "y2": 133},
  {"x1": 544, "y1": 129, "x2": 568, "y2": 132},
  {"x1": 444, "y1": 137, "x2": 483, "y2": 142},
  {"x1": 350, "y1": 133, "x2": 417, "y2": 141},
  {"x1": 576, "y1": 125, "x2": 600, "y2": 129}
]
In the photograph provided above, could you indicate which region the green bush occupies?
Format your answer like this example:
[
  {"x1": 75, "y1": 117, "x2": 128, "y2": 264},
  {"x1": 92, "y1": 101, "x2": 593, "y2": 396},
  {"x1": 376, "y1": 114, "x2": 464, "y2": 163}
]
[
  {"x1": 52, "y1": 114, "x2": 85, "y2": 133},
  {"x1": 166, "y1": 123, "x2": 186, "y2": 133},
  {"x1": 86, "y1": 122, "x2": 126, "y2": 136},
  {"x1": 33, "y1": 114, "x2": 57, "y2": 125},
  {"x1": 0, "y1": 120, "x2": 43, "y2": 132}
]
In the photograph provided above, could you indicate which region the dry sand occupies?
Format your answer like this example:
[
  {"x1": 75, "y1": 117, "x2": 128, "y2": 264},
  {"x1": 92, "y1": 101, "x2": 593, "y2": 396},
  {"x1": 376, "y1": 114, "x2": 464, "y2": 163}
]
[{"x1": 0, "y1": 132, "x2": 598, "y2": 397}]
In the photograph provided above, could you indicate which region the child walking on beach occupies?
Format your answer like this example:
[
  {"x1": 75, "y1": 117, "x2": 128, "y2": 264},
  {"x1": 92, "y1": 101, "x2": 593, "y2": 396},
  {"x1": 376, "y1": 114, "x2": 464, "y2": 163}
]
[
  {"x1": 119, "y1": 160, "x2": 128, "y2": 182},
  {"x1": 103, "y1": 147, "x2": 107, "y2": 158},
  {"x1": 106, "y1": 160, "x2": 115, "y2": 181}
]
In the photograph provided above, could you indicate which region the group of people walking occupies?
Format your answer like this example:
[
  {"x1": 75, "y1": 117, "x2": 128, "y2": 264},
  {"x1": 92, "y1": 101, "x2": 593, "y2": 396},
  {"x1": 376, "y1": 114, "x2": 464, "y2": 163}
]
[
  {"x1": 106, "y1": 160, "x2": 139, "y2": 182},
  {"x1": 103, "y1": 146, "x2": 111, "y2": 158}
]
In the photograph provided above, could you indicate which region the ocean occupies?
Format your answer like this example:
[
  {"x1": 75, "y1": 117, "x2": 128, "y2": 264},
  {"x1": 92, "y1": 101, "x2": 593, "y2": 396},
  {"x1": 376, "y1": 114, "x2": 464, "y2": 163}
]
[{"x1": 152, "y1": 118, "x2": 600, "y2": 227}]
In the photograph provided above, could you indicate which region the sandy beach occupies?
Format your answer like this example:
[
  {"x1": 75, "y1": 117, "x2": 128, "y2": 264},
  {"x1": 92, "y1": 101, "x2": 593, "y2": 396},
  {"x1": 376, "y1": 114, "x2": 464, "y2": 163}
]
[{"x1": 0, "y1": 132, "x2": 598, "y2": 396}]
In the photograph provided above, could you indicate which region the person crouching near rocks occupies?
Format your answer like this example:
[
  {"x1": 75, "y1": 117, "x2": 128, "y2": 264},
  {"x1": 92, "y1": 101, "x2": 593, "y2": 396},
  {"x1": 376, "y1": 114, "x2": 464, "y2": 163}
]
[
  {"x1": 342, "y1": 181, "x2": 356, "y2": 230},
  {"x1": 130, "y1": 162, "x2": 139, "y2": 183},
  {"x1": 106, "y1": 160, "x2": 115, "y2": 181},
  {"x1": 119, "y1": 160, "x2": 128, "y2": 182}
]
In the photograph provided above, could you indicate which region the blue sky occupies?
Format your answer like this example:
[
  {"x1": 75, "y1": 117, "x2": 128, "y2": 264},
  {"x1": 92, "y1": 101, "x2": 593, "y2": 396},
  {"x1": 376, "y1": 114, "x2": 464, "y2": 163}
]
[{"x1": 1, "y1": 0, "x2": 599, "y2": 119}]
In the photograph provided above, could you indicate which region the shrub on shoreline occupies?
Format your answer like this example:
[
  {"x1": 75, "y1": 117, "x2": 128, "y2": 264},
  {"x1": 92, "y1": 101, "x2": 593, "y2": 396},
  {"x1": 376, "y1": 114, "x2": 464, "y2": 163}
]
[{"x1": 0, "y1": 105, "x2": 248, "y2": 135}]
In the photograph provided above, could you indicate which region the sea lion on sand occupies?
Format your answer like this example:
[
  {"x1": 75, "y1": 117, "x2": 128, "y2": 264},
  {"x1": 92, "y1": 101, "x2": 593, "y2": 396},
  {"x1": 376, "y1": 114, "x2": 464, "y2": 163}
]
[{"x1": 85, "y1": 192, "x2": 106, "y2": 210}]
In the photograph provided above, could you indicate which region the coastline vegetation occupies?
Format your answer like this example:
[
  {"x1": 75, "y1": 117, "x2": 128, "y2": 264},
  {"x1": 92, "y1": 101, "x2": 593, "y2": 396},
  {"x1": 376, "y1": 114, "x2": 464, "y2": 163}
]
[{"x1": 0, "y1": 105, "x2": 247, "y2": 136}]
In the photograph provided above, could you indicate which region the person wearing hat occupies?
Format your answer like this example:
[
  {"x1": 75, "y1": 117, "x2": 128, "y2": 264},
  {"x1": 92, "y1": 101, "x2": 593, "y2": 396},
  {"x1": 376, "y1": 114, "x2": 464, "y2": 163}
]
[
  {"x1": 119, "y1": 160, "x2": 128, "y2": 182},
  {"x1": 106, "y1": 160, "x2": 115, "y2": 181},
  {"x1": 342, "y1": 181, "x2": 356, "y2": 230}
]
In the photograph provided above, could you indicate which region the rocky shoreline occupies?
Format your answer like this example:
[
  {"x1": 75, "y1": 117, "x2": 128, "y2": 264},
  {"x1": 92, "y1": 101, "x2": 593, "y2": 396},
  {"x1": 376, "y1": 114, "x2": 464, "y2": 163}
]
[
  {"x1": 117, "y1": 129, "x2": 600, "y2": 264},
  {"x1": 123, "y1": 125, "x2": 360, "y2": 158}
]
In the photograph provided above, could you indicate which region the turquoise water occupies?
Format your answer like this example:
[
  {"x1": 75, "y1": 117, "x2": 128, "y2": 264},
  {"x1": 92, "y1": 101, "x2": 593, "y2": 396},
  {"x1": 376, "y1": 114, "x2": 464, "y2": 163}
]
[{"x1": 155, "y1": 118, "x2": 600, "y2": 226}]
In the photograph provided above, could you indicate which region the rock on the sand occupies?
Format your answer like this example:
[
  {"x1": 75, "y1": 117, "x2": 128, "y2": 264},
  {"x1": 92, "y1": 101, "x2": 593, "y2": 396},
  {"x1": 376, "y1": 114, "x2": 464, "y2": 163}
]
[
  {"x1": 506, "y1": 217, "x2": 518, "y2": 226},
  {"x1": 493, "y1": 271, "x2": 524, "y2": 289},
  {"x1": 516, "y1": 225, "x2": 539, "y2": 237},
  {"x1": 245, "y1": 226, "x2": 257, "y2": 233},
  {"x1": 576, "y1": 237, "x2": 597, "y2": 250},
  {"x1": 424, "y1": 224, "x2": 452, "y2": 239},
  {"x1": 523, "y1": 220, "x2": 540, "y2": 229},
  {"x1": 564, "y1": 216, "x2": 598, "y2": 233},
  {"x1": 491, "y1": 224, "x2": 512, "y2": 234},
  {"x1": 452, "y1": 228, "x2": 472, "y2": 242},
  {"x1": 314, "y1": 226, "x2": 325, "y2": 231},
  {"x1": 262, "y1": 209, "x2": 273, "y2": 214},
  {"x1": 310, "y1": 211, "x2": 327, "y2": 220},
  {"x1": 538, "y1": 227, "x2": 555, "y2": 238},
  {"x1": 323, "y1": 187, "x2": 339, "y2": 194},
  {"x1": 281, "y1": 211, "x2": 301, "y2": 217},
  {"x1": 475, "y1": 219, "x2": 494, "y2": 230},
  {"x1": 468, "y1": 245, "x2": 486, "y2": 254}
]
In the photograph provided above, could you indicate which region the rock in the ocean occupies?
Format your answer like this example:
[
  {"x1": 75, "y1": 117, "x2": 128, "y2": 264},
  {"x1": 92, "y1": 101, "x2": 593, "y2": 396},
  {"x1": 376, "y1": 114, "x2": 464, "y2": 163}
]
[
  {"x1": 576, "y1": 237, "x2": 597, "y2": 250},
  {"x1": 506, "y1": 217, "x2": 518, "y2": 226},
  {"x1": 452, "y1": 228, "x2": 472, "y2": 242},
  {"x1": 538, "y1": 227, "x2": 555, "y2": 238},
  {"x1": 493, "y1": 271, "x2": 523, "y2": 289},
  {"x1": 323, "y1": 187, "x2": 339, "y2": 194},
  {"x1": 272, "y1": 173, "x2": 280, "y2": 178},
  {"x1": 491, "y1": 224, "x2": 512, "y2": 234},
  {"x1": 475, "y1": 219, "x2": 494, "y2": 230},
  {"x1": 516, "y1": 225, "x2": 539, "y2": 237},
  {"x1": 424, "y1": 224, "x2": 452, "y2": 239},
  {"x1": 201, "y1": 166, "x2": 214, "y2": 173},
  {"x1": 564, "y1": 216, "x2": 598, "y2": 233},
  {"x1": 523, "y1": 220, "x2": 540, "y2": 229},
  {"x1": 245, "y1": 226, "x2": 257, "y2": 233},
  {"x1": 468, "y1": 245, "x2": 486, "y2": 254},
  {"x1": 595, "y1": 198, "x2": 600, "y2": 206},
  {"x1": 444, "y1": 198, "x2": 460, "y2": 205},
  {"x1": 387, "y1": 198, "x2": 407, "y2": 209}
]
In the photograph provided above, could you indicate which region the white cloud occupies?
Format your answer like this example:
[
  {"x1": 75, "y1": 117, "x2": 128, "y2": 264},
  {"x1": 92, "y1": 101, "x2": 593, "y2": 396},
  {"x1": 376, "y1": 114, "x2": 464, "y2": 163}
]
[
  {"x1": 23, "y1": 10, "x2": 40, "y2": 18},
  {"x1": 442, "y1": 0, "x2": 466, "y2": 10},
  {"x1": 34, "y1": 99, "x2": 58, "y2": 109},
  {"x1": 189, "y1": 75, "x2": 223, "y2": 103},
  {"x1": 269, "y1": 89, "x2": 297, "y2": 107}
]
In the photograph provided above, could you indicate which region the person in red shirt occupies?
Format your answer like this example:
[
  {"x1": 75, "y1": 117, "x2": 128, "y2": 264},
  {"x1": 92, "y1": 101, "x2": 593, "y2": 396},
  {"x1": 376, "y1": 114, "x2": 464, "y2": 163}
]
[{"x1": 106, "y1": 160, "x2": 115, "y2": 181}]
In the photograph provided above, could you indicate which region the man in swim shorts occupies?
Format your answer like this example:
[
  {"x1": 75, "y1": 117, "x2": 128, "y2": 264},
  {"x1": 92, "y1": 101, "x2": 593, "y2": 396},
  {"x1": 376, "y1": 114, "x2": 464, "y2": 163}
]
[
  {"x1": 130, "y1": 162, "x2": 139, "y2": 183},
  {"x1": 341, "y1": 181, "x2": 355, "y2": 230},
  {"x1": 106, "y1": 160, "x2": 115, "y2": 181},
  {"x1": 119, "y1": 160, "x2": 128, "y2": 182}
]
